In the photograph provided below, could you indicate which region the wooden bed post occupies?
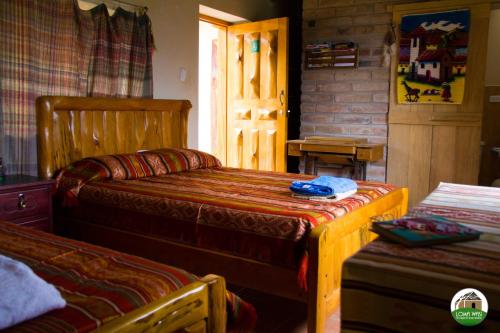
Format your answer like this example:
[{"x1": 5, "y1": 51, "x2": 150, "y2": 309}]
[
  {"x1": 307, "y1": 225, "x2": 330, "y2": 333},
  {"x1": 36, "y1": 97, "x2": 55, "y2": 179},
  {"x1": 306, "y1": 187, "x2": 409, "y2": 332},
  {"x1": 200, "y1": 275, "x2": 227, "y2": 333}
]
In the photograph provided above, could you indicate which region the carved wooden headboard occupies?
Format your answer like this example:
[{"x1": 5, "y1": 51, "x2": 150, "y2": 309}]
[{"x1": 36, "y1": 96, "x2": 191, "y2": 179}]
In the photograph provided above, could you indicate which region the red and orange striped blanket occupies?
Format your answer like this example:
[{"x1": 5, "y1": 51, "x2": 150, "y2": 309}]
[
  {"x1": 341, "y1": 183, "x2": 500, "y2": 332},
  {"x1": 65, "y1": 167, "x2": 397, "y2": 272},
  {"x1": 0, "y1": 222, "x2": 255, "y2": 332}
]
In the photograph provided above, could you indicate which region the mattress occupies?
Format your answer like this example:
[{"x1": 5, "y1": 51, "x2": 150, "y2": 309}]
[
  {"x1": 66, "y1": 167, "x2": 397, "y2": 269},
  {"x1": 0, "y1": 222, "x2": 253, "y2": 332},
  {"x1": 341, "y1": 183, "x2": 500, "y2": 332}
]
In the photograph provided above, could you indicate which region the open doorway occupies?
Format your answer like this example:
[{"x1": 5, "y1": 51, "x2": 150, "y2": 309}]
[
  {"x1": 198, "y1": 6, "x2": 290, "y2": 172},
  {"x1": 198, "y1": 18, "x2": 227, "y2": 164},
  {"x1": 198, "y1": 7, "x2": 246, "y2": 166}
]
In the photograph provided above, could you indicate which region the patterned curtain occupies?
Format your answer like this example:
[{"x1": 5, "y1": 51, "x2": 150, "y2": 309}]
[{"x1": 0, "y1": 0, "x2": 153, "y2": 175}]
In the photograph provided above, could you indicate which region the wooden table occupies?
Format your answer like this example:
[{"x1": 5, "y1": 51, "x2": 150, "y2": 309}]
[
  {"x1": 341, "y1": 183, "x2": 500, "y2": 332},
  {"x1": 287, "y1": 137, "x2": 384, "y2": 180}
]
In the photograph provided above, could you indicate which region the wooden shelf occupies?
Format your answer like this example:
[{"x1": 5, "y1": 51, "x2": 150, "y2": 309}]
[{"x1": 305, "y1": 45, "x2": 358, "y2": 70}]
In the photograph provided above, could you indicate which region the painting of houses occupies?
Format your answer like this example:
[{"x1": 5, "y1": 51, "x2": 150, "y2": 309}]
[{"x1": 397, "y1": 10, "x2": 470, "y2": 104}]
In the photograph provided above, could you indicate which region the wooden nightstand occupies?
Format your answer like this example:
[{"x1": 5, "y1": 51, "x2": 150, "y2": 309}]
[{"x1": 0, "y1": 175, "x2": 54, "y2": 232}]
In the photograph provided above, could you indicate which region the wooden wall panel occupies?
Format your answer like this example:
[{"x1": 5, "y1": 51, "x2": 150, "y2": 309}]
[
  {"x1": 388, "y1": 124, "x2": 432, "y2": 207},
  {"x1": 388, "y1": 0, "x2": 490, "y2": 206},
  {"x1": 407, "y1": 126, "x2": 433, "y2": 206},
  {"x1": 387, "y1": 124, "x2": 411, "y2": 186},
  {"x1": 479, "y1": 86, "x2": 500, "y2": 185},
  {"x1": 429, "y1": 126, "x2": 457, "y2": 191},
  {"x1": 454, "y1": 126, "x2": 481, "y2": 184}
]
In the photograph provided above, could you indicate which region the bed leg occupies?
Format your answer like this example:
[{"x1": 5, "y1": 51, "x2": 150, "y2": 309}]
[
  {"x1": 201, "y1": 275, "x2": 227, "y2": 333},
  {"x1": 307, "y1": 225, "x2": 330, "y2": 333}
]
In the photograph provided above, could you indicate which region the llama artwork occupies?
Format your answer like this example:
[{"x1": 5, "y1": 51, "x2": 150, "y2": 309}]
[{"x1": 397, "y1": 10, "x2": 469, "y2": 104}]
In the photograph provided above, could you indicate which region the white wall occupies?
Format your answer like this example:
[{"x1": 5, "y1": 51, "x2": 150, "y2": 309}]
[
  {"x1": 147, "y1": 0, "x2": 200, "y2": 147},
  {"x1": 486, "y1": 9, "x2": 500, "y2": 86}
]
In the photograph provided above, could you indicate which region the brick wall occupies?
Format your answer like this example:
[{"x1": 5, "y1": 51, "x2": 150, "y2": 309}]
[{"x1": 300, "y1": 0, "x2": 425, "y2": 181}]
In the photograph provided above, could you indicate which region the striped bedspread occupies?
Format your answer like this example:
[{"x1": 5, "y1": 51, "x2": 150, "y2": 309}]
[
  {"x1": 341, "y1": 183, "x2": 500, "y2": 333},
  {"x1": 67, "y1": 167, "x2": 397, "y2": 269},
  {"x1": 0, "y1": 222, "x2": 254, "y2": 332}
]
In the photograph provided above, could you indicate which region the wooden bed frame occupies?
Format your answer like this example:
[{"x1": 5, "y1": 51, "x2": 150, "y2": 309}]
[
  {"x1": 37, "y1": 96, "x2": 408, "y2": 333},
  {"x1": 97, "y1": 274, "x2": 226, "y2": 333}
]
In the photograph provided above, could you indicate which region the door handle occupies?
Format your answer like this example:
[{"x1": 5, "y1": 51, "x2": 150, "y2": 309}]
[
  {"x1": 279, "y1": 90, "x2": 285, "y2": 106},
  {"x1": 18, "y1": 193, "x2": 27, "y2": 209}
]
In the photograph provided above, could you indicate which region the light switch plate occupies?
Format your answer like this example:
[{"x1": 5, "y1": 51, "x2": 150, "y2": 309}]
[
  {"x1": 179, "y1": 67, "x2": 187, "y2": 82},
  {"x1": 489, "y1": 95, "x2": 500, "y2": 103}
]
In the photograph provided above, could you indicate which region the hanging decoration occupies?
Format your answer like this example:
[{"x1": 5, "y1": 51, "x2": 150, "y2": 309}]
[{"x1": 397, "y1": 9, "x2": 470, "y2": 104}]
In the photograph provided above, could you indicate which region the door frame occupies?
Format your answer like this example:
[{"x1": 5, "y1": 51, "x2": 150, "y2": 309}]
[{"x1": 199, "y1": 14, "x2": 230, "y2": 165}]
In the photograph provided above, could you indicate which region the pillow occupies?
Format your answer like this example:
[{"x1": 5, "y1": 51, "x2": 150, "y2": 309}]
[
  {"x1": 55, "y1": 149, "x2": 221, "y2": 206},
  {"x1": 94, "y1": 154, "x2": 154, "y2": 180},
  {"x1": 55, "y1": 153, "x2": 153, "y2": 206},
  {"x1": 146, "y1": 148, "x2": 222, "y2": 174},
  {"x1": 55, "y1": 158, "x2": 111, "y2": 206},
  {"x1": 0, "y1": 254, "x2": 66, "y2": 329}
]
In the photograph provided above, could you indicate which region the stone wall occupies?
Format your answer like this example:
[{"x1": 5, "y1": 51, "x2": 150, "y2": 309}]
[{"x1": 300, "y1": 0, "x2": 426, "y2": 181}]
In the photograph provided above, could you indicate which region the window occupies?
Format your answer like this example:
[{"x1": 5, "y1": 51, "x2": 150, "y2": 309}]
[
  {"x1": 412, "y1": 38, "x2": 417, "y2": 47},
  {"x1": 433, "y1": 62, "x2": 437, "y2": 68},
  {"x1": 421, "y1": 63, "x2": 425, "y2": 69}
]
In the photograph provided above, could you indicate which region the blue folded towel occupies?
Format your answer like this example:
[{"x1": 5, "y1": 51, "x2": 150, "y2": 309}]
[{"x1": 290, "y1": 176, "x2": 357, "y2": 196}]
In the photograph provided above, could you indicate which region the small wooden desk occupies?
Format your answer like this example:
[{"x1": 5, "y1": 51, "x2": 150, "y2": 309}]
[{"x1": 287, "y1": 137, "x2": 384, "y2": 180}]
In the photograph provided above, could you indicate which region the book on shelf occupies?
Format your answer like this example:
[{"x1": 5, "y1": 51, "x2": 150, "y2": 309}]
[
  {"x1": 371, "y1": 214, "x2": 481, "y2": 247},
  {"x1": 307, "y1": 63, "x2": 334, "y2": 68},
  {"x1": 334, "y1": 63, "x2": 356, "y2": 67},
  {"x1": 335, "y1": 55, "x2": 356, "y2": 59}
]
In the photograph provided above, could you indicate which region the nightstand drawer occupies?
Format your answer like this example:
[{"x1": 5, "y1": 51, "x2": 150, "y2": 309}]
[
  {"x1": 16, "y1": 217, "x2": 51, "y2": 232},
  {"x1": 0, "y1": 187, "x2": 50, "y2": 221}
]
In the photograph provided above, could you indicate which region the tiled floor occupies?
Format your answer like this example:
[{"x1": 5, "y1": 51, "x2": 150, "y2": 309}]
[{"x1": 230, "y1": 286, "x2": 340, "y2": 333}]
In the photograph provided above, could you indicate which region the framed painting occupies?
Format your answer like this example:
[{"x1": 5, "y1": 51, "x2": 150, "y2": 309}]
[{"x1": 397, "y1": 9, "x2": 470, "y2": 104}]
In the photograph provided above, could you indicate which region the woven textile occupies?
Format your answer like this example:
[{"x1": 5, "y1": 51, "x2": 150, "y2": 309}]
[
  {"x1": 58, "y1": 167, "x2": 397, "y2": 273},
  {"x1": 0, "y1": 0, "x2": 153, "y2": 175},
  {"x1": 56, "y1": 149, "x2": 223, "y2": 203},
  {"x1": 0, "y1": 222, "x2": 255, "y2": 332},
  {"x1": 341, "y1": 183, "x2": 500, "y2": 332},
  {"x1": 146, "y1": 148, "x2": 223, "y2": 172}
]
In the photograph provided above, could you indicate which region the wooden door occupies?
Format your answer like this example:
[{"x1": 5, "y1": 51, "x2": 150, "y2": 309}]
[
  {"x1": 226, "y1": 18, "x2": 288, "y2": 172},
  {"x1": 387, "y1": 0, "x2": 490, "y2": 207}
]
